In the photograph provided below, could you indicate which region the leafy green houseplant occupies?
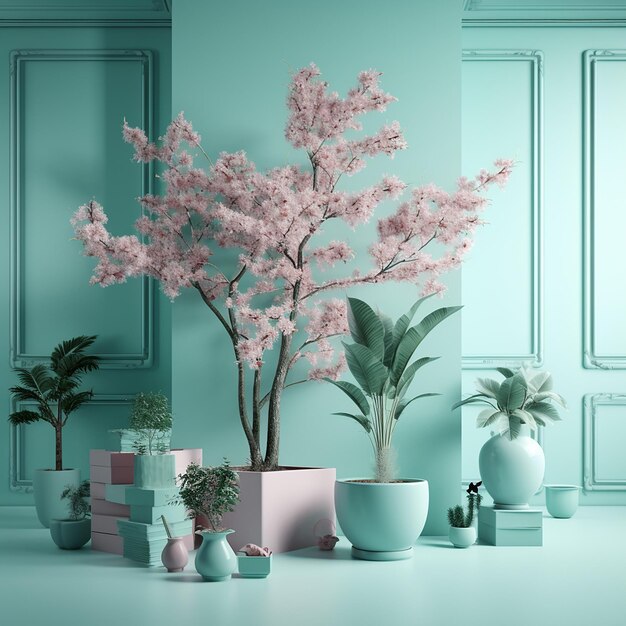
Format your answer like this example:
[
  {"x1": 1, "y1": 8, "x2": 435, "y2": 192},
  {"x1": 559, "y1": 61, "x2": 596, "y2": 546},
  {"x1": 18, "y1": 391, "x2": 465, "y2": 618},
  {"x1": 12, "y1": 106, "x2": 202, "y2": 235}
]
[
  {"x1": 176, "y1": 461, "x2": 240, "y2": 582},
  {"x1": 8, "y1": 335, "x2": 100, "y2": 471},
  {"x1": 327, "y1": 296, "x2": 461, "y2": 483},
  {"x1": 452, "y1": 367, "x2": 566, "y2": 440},
  {"x1": 129, "y1": 391, "x2": 173, "y2": 455},
  {"x1": 49, "y1": 480, "x2": 91, "y2": 550}
]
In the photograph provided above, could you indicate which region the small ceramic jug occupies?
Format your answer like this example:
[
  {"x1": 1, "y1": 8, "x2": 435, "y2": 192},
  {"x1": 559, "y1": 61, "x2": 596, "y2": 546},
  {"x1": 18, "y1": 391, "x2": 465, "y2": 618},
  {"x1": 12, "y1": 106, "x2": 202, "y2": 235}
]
[{"x1": 161, "y1": 537, "x2": 189, "y2": 572}]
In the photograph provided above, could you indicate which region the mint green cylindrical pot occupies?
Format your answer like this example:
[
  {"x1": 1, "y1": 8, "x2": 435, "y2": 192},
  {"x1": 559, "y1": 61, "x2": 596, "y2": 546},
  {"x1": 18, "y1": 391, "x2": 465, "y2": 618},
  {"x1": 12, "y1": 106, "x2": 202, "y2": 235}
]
[
  {"x1": 335, "y1": 479, "x2": 429, "y2": 561},
  {"x1": 545, "y1": 485, "x2": 579, "y2": 519},
  {"x1": 134, "y1": 454, "x2": 176, "y2": 489},
  {"x1": 479, "y1": 425, "x2": 544, "y2": 509},
  {"x1": 33, "y1": 469, "x2": 80, "y2": 528},
  {"x1": 195, "y1": 530, "x2": 237, "y2": 581}
]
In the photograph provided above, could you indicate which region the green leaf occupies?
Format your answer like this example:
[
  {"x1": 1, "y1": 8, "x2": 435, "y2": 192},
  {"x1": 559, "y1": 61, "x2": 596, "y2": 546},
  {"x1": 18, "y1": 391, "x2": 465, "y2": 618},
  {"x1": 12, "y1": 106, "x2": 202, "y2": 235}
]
[
  {"x1": 391, "y1": 306, "x2": 462, "y2": 387},
  {"x1": 526, "y1": 401, "x2": 562, "y2": 423},
  {"x1": 394, "y1": 357, "x2": 439, "y2": 400},
  {"x1": 527, "y1": 371, "x2": 553, "y2": 394},
  {"x1": 391, "y1": 295, "x2": 435, "y2": 354},
  {"x1": 475, "y1": 377, "x2": 501, "y2": 399},
  {"x1": 324, "y1": 379, "x2": 370, "y2": 416},
  {"x1": 495, "y1": 415, "x2": 523, "y2": 440},
  {"x1": 61, "y1": 390, "x2": 93, "y2": 417},
  {"x1": 476, "y1": 408, "x2": 504, "y2": 428},
  {"x1": 394, "y1": 393, "x2": 439, "y2": 420},
  {"x1": 347, "y1": 298, "x2": 385, "y2": 360},
  {"x1": 496, "y1": 372, "x2": 527, "y2": 411},
  {"x1": 15, "y1": 365, "x2": 54, "y2": 397},
  {"x1": 8, "y1": 410, "x2": 43, "y2": 425},
  {"x1": 533, "y1": 391, "x2": 567, "y2": 408},
  {"x1": 379, "y1": 313, "x2": 395, "y2": 368},
  {"x1": 332, "y1": 412, "x2": 371, "y2": 433},
  {"x1": 50, "y1": 335, "x2": 98, "y2": 373},
  {"x1": 495, "y1": 367, "x2": 516, "y2": 379},
  {"x1": 512, "y1": 408, "x2": 537, "y2": 431},
  {"x1": 343, "y1": 342, "x2": 388, "y2": 396},
  {"x1": 451, "y1": 393, "x2": 494, "y2": 410}
]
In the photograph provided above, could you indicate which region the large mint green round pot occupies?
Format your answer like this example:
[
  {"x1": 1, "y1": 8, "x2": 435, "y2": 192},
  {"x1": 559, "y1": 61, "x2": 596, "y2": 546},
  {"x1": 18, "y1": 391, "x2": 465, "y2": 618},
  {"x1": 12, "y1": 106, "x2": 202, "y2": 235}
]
[
  {"x1": 479, "y1": 425, "x2": 544, "y2": 509},
  {"x1": 335, "y1": 479, "x2": 429, "y2": 561},
  {"x1": 33, "y1": 469, "x2": 80, "y2": 528},
  {"x1": 195, "y1": 530, "x2": 237, "y2": 581}
]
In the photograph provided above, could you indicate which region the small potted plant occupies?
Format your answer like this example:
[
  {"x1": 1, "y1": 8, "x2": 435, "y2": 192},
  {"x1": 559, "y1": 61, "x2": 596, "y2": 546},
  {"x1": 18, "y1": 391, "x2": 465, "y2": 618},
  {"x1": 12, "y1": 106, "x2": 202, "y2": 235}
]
[
  {"x1": 453, "y1": 367, "x2": 566, "y2": 509},
  {"x1": 447, "y1": 482, "x2": 482, "y2": 548},
  {"x1": 129, "y1": 392, "x2": 175, "y2": 489},
  {"x1": 176, "y1": 461, "x2": 240, "y2": 582},
  {"x1": 49, "y1": 480, "x2": 91, "y2": 550},
  {"x1": 328, "y1": 296, "x2": 460, "y2": 561},
  {"x1": 8, "y1": 336, "x2": 100, "y2": 527},
  {"x1": 237, "y1": 544, "x2": 272, "y2": 578}
]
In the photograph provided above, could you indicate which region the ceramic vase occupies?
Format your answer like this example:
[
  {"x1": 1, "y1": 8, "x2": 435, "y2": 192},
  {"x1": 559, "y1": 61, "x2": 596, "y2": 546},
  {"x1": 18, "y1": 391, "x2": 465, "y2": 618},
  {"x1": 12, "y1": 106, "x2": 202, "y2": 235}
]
[
  {"x1": 479, "y1": 425, "x2": 544, "y2": 509},
  {"x1": 448, "y1": 526, "x2": 476, "y2": 548},
  {"x1": 33, "y1": 468, "x2": 81, "y2": 528},
  {"x1": 195, "y1": 530, "x2": 237, "y2": 581},
  {"x1": 335, "y1": 478, "x2": 429, "y2": 561},
  {"x1": 49, "y1": 518, "x2": 91, "y2": 550},
  {"x1": 161, "y1": 537, "x2": 189, "y2": 572}
]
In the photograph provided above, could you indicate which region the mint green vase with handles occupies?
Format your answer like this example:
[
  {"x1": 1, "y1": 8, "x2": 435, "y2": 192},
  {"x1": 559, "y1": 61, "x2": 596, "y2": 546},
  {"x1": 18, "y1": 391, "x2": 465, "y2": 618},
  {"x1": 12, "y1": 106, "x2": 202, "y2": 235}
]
[{"x1": 195, "y1": 530, "x2": 237, "y2": 581}]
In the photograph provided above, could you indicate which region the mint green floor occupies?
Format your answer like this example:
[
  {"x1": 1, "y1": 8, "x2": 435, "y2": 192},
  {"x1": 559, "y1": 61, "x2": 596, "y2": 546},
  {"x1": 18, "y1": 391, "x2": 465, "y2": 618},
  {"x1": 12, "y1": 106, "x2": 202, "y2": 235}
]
[{"x1": 2, "y1": 506, "x2": 625, "y2": 626}]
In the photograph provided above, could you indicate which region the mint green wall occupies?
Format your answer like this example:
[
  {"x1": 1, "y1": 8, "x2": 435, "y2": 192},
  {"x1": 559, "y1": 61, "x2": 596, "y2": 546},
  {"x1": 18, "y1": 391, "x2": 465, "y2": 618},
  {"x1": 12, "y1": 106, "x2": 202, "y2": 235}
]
[
  {"x1": 461, "y1": 25, "x2": 626, "y2": 504},
  {"x1": 172, "y1": 0, "x2": 463, "y2": 534},
  {"x1": 1, "y1": 25, "x2": 172, "y2": 504}
]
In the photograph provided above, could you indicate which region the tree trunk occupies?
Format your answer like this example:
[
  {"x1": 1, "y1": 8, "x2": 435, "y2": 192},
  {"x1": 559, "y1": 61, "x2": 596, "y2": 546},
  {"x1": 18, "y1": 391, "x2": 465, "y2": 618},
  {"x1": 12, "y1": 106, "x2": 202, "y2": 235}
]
[{"x1": 55, "y1": 424, "x2": 63, "y2": 471}]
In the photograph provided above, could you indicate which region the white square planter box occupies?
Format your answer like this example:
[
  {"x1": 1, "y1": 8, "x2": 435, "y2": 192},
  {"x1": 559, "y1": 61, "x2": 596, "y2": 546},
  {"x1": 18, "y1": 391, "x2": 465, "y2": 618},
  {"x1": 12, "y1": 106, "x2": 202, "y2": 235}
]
[{"x1": 220, "y1": 467, "x2": 336, "y2": 554}]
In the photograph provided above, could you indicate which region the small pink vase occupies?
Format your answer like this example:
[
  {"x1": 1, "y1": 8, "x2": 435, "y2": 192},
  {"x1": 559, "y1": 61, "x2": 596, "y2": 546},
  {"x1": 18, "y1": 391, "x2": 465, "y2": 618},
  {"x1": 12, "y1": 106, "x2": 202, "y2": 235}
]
[{"x1": 161, "y1": 537, "x2": 189, "y2": 572}]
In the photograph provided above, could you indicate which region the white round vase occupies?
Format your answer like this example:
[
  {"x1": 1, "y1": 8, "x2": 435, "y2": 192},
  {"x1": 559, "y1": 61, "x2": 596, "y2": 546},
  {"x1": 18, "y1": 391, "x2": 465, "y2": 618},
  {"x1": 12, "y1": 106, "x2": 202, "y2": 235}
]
[{"x1": 478, "y1": 425, "x2": 544, "y2": 509}]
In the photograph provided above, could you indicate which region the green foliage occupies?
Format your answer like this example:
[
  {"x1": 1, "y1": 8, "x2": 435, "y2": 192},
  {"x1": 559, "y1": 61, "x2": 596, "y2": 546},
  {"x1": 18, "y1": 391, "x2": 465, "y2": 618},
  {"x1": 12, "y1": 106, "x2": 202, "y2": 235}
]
[
  {"x1": 61, "y1": 480, "x2": 90, "y2": 521},
  {"x1": 129, "y1": 392, "x2": 173, "y2": 455},
  {"x1": 452, "y1": 366, "x2": 566, "y2": 440},
  {"x1": 7, "y1": 335, "x2": 100, "y2": 470},
  {"x1": 175, "y1": 460, "x2": 239, "y2": 532},
  {"x1": 447, "y1": 492, "x2": 482, "y2": 528},
  {"x1": 326, "y1": 297, "x2": 459, "y2": 483}
]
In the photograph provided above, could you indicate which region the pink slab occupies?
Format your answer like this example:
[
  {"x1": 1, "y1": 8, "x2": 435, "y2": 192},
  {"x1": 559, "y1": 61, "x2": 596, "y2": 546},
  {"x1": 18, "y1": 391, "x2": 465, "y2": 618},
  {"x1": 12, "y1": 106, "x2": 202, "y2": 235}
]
[
  {"x1": 91, "y1": 482, "x2": 106, "y2": 500},
  {"x1": 91, "y1": 531, "x2": 123, "y2": 555},
  {"x1": 92, "y1": 514, "x2": 128, "y2": 535},
  {"x1": 90, "y1": 450, "x2": 135, "y2": 468},
  {"x1": 91, "y1": 465, "x2": 134, "y2": 485},
  {"x1": 219, "y1": 466, "x2": 336, "y2": 554},
  {"x1": 91, "y1": 498, "x2": 130, "y2": 517},
  {"x1": 170, "y1": 449, "x2": 203, "y2": 479}
]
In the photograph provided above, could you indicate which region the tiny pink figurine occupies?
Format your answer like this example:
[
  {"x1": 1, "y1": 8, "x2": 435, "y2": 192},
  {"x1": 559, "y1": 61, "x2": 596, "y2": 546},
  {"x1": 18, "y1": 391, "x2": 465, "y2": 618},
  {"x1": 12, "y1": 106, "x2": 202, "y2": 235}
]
[
  {"x1": 317, "y1": 534, "x2": 340, "y2": 551},
  {"x1": 239, "y1": 543, "x2": 272, "y2": 557}
]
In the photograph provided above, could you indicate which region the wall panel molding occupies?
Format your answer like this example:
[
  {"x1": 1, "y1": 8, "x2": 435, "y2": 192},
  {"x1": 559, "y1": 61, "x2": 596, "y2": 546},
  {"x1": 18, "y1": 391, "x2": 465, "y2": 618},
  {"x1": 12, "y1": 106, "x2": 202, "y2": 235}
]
[
  {"x1": 9, "y1": 394, "x2": 134, "y2": 492},
  {"x1": 583, "y1": 393, "x2": 626, "y2": 491},
  {"x1": 462, "y1": 50, "x2": 543, "y2": 369},
  {"x1": 9, "y1": 49, "x2": 155, "y2": 369},
  {"x1": 583, "y1": 50, "x2": 626, "y2": 369}
]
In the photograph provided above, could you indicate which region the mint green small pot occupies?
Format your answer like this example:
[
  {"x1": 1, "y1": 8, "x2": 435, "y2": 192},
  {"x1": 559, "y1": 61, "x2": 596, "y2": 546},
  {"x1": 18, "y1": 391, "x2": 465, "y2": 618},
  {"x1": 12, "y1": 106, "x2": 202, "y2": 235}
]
[
  {"x1": 195, "y1": 530, "x2": 237, "y2": 582},
  {"x1": 49, "y1": 518, "x2": 91, "y2": 550},
  {"x1": 335, "y1": 478, "x2": 429, "y2": 561},
  {"x1": 237, "y1": 553, "x2": 272, "y2": 578},
  {"x1": 448, "y1": 526, "x2": 476, "y2": 548},
  {"x1": 545, "y1": 485, "x2": 579, "y2": 519}
]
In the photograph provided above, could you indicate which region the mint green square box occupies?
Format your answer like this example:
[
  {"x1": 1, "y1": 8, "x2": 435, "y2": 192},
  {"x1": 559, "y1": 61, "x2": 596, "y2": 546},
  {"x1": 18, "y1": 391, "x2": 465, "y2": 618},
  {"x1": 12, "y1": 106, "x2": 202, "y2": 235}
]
[
  {"x1": 478, "y1": 506, "x2": 543, "y2": 546},
  {"x1": 130, "y1": 503, "x2": 188, "y2": 525},
  {"x1": 124, "y1": 486, "x2": 179, "y2": 507}
]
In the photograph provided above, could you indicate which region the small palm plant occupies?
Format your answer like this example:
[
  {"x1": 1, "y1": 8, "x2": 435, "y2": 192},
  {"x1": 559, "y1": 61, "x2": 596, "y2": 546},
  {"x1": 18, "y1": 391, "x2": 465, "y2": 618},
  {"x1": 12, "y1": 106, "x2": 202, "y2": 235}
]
[
  {"x1": 8, "y1": 336, "x2": 100, "y2": 471},
  {"x1": 452, "y1": 367, "x2": 566, "y2": 440},
  {"x1": 61, "y1": 480, "x2": 91, "y2": 521},
  {"x1": 176, "y1": 461, "x2": 239, "y2": 532},
  {"x1": 327, "y1": 296, "x2": 461, "y2": 483},
  {"x1": 129, "y1": 392, "x2": 173, "y2": 455}
]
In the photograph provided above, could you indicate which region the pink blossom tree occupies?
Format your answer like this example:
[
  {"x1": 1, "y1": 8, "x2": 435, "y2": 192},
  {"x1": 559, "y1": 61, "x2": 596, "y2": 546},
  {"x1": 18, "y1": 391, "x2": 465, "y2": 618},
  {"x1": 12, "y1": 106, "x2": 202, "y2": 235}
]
[{"x1": 72, "y1": 64, "x2": 512, "y2": 471}]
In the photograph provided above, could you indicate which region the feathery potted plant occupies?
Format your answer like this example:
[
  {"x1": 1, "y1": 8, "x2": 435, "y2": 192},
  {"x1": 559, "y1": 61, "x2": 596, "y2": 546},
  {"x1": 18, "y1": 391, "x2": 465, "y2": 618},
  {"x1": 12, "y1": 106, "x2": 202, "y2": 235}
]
[
  {"x1": 176, "y1": 461, "x2": 239, "y2": 582},
  {"x1": 329, "y1": 296, "x2": 459, "y2": 560},
  {"x1": 129, "y1": 392, "x2": 175, "y2": 489},
  {"x1": 71, "y1": 64, "x2": 512, "y2": 551},
  {"x1": 453, "y1": 367, "x2": 566, "y2": 508},
  {"x1": 50, "y1": 480, "x2": 91, "y2": 550},
  {"x1": 8, "y1": 336, "x2": 100, "y2": 527},
  {"x1": 447, "y1": 482, "x2": 482, "y2": 548}
]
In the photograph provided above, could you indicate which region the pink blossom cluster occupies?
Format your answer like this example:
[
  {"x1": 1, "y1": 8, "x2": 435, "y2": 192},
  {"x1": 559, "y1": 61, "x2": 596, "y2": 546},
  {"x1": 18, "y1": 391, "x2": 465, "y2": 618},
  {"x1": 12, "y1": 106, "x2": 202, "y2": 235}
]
[{"x1": 72, "y1": 64, "x2": 512, "y2": 380}]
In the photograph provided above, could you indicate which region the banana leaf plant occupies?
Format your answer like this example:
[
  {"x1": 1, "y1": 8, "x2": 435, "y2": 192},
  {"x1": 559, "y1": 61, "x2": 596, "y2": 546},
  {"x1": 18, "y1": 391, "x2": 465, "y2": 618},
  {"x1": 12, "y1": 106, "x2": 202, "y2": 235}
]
[
  {"x1": 8, "y1": 336, "x2": 100, "y2": 471},
  {"x1": 452, "y1": 367, "x2": 566, "y2": 440},
  {"x1": 326, "y1": 296, "x2": 461, "y2": 483}
]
